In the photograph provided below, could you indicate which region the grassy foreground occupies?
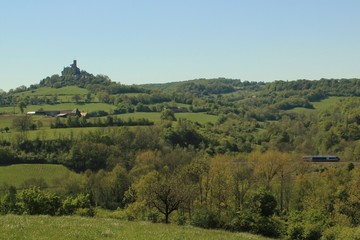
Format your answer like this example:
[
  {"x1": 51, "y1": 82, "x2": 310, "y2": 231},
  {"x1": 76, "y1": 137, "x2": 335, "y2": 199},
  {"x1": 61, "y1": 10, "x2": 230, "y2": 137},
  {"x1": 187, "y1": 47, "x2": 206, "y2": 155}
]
[{"x1": 0, "y1": 215, "x2": 272, "y2": 240}]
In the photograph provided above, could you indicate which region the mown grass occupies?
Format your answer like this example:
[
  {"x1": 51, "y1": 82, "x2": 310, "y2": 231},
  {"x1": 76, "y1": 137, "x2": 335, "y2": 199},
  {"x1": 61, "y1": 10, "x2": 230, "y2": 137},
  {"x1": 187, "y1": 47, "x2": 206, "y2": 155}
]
[
  {"x1": 0, "y1": 164, "x2": 77, "y2": 188},
  {"x1": 0, "y1": 215, "x2": 272, "y2": 240}
]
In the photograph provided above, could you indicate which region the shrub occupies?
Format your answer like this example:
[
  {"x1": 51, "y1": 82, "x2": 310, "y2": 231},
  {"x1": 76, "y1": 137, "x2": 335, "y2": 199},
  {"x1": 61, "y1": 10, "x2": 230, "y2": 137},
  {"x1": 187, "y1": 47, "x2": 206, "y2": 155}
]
[
  {"x1": 286, "y1": 210, "x2": 329, "y2": 240},
  {"x1": 322, "y1": 226, "x2": 360, "y2": 240},
  {"x1": 225, "y1": 210, "x2": 283, "y2": 238},
  {"x1": 191, "y1": 208, "x2": 223, "y2": 229},
  {"x1": 60, "y1": 193, "x2": 93, "y2": 216},
  {"x1": 17, "y1": 186, "x2": 61, "y2": 215},
  {"x1": 0, "y1": 185, "x2": 18, "y2": 214}
]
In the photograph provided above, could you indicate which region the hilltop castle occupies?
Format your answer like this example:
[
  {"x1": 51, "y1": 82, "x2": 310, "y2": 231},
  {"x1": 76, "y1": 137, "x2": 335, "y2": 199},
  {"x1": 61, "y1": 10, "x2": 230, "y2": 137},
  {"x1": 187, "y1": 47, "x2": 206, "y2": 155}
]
[{"x1": 62, "y1": 60, "x2": 81, "y2": 76}]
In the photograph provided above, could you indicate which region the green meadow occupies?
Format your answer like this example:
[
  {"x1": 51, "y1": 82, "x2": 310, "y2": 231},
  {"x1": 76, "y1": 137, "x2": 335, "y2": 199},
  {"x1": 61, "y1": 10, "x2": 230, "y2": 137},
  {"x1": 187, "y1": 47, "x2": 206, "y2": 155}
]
[
  {"x1": 14, "y1": 86, "x2": 89, "y2": 96},
  {"x1": 0, "y1": 164, "x2": 77, "y2": 188},
  {"x1": 25, "y1": 102, "x2": 117, "y2": 113},
  {"x1": 288, "y1": 96, "x2": 348, "y2": 114},
  {"x1": 0, "y1": 215, "x2": 272, "y2": 240},
  {"x1": 114, "y1": 112, "x2": 218, "y2": 124}
]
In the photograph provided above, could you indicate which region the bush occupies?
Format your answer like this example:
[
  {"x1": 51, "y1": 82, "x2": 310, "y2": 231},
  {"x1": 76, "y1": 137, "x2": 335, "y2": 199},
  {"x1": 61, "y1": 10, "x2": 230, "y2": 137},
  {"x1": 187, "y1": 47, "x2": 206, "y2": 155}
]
[
  {"x1": 286, "y1": 210, "x2": 329, "y2": 240},
  {"x1": 322, "y1": 226, "x2": 360, "y2": 240},
  {"x1": 75, "y1": 207, "x2": 95, "y2": 217},
  {"x1": 225, "y1": 210, "x2": 283, "y2": 238},
  {"x1": 17, "y1": 186, "x2": 61, "y2": 215},
  {"x1": 60, "y1": 193, "x2": 93, "y2": 216},
  {"x1": 0, "y1": 185, "x2": 18, "y2": 214},
  {"x1": 191, "y1": 208, "x2": 223, "y2": 229},
  {"x1": 177, "y1": 213, "x2": 187, "y2": 225},
  {"x1": 0, "y1": 146, "x2": 16, "y2": 165},
  {"x1": 87, "y1": 110, "x2": 108, "y2": 117},
  {"x1": 124, "y1": 201, "x2": 148, "y2": 221},
  {"x1": 147, "y1": 211, "x2": 159, "y2": 223}
]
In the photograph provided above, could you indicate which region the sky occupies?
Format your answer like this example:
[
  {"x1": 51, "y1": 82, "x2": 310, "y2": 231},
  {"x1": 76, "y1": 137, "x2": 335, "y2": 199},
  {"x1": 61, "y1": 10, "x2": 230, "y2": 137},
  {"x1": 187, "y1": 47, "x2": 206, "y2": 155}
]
[{"x1": 1, "y1": 0, "x2": 360, "y2": 91}]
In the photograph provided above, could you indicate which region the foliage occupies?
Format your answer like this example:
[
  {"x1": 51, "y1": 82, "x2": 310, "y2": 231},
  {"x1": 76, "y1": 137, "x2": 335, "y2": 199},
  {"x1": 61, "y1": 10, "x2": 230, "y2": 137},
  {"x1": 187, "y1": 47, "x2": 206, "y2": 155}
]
[
  {"x1": 1, "y1": 186, "x2": 94, "y2": 217},
  {"x1": 160, "y1": 109, "x2": 176, "y2": 121},
  {"x1": 12, "y1": 115, "x2": 34, "y2": 131},
  {"x1": 6, "y1": 67, "x2": 360, "y2": 238},
  {"x1": 16, "y1": 186, "x2": 61, "y2": 215}
]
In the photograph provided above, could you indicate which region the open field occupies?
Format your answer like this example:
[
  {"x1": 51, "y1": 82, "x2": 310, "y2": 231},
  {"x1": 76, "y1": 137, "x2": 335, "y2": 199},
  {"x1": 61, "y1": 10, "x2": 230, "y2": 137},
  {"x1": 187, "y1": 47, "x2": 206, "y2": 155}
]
[
  {"x1": 25, "y1": 102, "x2": 117, "y2": 113},
  {"x1": 0, "y1": 112, "x2": 218, "y2": 141},
  {"x1": 0, "y1": 102, "x2": 117, "y2": 115},
  {"x1": 0, "y1": 164, "x2": 77, "y2": 188},
  {"x1": 0, "y1": 127, "x2": 104, "y2": 141},
  {"x1": 0, "y1": 215, "x2": 272, "y2": 240},
  {"x1": 115, "y1": 112, "x2": 218, "y2": 124},
  {"x1": 288, "y1": 96, "x2": 348, "y2": 114},
  {"x1": 14, "y1": 86, "x2": 89, "y2": 96}
]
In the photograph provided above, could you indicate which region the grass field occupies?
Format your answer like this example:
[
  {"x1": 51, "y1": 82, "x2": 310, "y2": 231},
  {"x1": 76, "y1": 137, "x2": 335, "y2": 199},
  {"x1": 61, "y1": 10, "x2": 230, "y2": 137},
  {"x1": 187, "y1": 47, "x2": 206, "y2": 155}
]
[
  {"x1": 14, "y1": 86, "x2": 89, "y2": 97},
  {"x1": 0, "y1": 215, "x2": 272, "y2": 240},
  {"x1": 25, "y1": 102, "x2": 117, "y2": 113},
  {"x1": 0, "y1": 102, "x2": 117, "y2": 115},
  {"x1": 289, "y1": 96, "x2": 348, "y2": 114},
  {"x1": 115, "y1": 112, "x2": 218, "y2": 124},
  {"x1": 0, "y1": 164, "x2": 77, "y2": 188}
]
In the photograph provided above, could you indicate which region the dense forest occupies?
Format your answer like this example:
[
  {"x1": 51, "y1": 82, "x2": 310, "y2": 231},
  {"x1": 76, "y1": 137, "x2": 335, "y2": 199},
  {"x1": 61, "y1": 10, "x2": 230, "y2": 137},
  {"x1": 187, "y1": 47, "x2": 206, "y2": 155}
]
[{"x1": 2, "y1": 62, "x2": 360, "y2": 239}]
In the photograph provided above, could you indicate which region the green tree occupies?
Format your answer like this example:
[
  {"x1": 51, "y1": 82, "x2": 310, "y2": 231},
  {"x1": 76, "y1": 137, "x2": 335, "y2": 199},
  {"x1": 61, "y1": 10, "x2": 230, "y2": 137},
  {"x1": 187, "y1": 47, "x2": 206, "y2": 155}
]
[
  {"x1": 17, "y1": 101, "x2": 27, "y2": 114},
  {"x1": 131, "y1": 170, "x2": 189, "y2": 223},
  {"x1": 160, "y1": 109, "x2": 176, "y2": 121},
  {"x1": 72, "y1": 94, "x2": 81, "y2": 104},
  {"x1": 0, "y1": 185, "x2": 17, "y2": 214},
  {"x1": 12, "y1": 115, "x2": 33, "y2": 131},
  {"x1": 252, "y1": 188, "x2": 277, "y2": 217},
  {"x1": 207, "y1": 155, "x2": 233, "y2": 216}
]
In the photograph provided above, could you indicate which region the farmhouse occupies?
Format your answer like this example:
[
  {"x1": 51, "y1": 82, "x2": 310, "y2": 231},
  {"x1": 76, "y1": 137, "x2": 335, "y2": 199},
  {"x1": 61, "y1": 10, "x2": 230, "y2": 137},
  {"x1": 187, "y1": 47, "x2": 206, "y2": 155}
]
[{"x1": 27, "y1": 108, "x2": 86, "y2": 118}]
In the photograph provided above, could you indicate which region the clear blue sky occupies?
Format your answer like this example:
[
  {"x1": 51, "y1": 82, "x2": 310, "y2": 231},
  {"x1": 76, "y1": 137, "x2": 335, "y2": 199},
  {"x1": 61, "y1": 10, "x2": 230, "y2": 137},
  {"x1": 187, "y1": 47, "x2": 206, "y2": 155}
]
[{"x1": 1, "y1": 0, "x2": 360, "y2": 91}]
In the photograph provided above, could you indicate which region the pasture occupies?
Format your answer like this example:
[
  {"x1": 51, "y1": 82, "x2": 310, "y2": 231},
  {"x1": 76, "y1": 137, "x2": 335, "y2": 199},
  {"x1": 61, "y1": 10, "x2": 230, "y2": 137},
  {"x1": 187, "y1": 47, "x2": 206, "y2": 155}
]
[
  {"x1": 0, "y1": 164, "x2": 77, "y2": 189},
  {"x1": 25, "y1": 102, "x2": 117, "y2": 113},
  {"x1": 14, "y1": 86, "x2": 89, "y2": 96},
  {"x1": 288, "y1": 96, "x2": 348, "y2": 114},
  {"x1": 0, "y1": 215, "x2": 272, "y2": 240}
]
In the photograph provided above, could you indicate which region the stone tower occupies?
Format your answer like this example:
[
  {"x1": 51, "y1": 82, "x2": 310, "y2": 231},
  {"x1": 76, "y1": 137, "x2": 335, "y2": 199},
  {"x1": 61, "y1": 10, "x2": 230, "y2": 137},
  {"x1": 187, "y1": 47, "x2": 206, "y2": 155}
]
[{"x1": 72, "y1": 60, "x2": 77, "y2": 69}]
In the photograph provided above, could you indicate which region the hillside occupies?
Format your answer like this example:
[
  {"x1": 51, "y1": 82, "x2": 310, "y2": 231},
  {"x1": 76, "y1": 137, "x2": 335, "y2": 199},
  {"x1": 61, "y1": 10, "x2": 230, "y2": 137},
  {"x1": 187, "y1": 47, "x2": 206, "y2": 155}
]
[{"x1": 2, "y1": 62, "x2": 360, "y2": 238}]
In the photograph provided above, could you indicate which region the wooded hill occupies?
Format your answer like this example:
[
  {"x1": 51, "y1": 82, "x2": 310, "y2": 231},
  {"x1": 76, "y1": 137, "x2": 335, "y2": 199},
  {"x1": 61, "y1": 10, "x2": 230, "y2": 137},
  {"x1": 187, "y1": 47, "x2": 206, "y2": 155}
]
[{"x1": 2, "y1": 62, "x2": 360, "y2": 239}]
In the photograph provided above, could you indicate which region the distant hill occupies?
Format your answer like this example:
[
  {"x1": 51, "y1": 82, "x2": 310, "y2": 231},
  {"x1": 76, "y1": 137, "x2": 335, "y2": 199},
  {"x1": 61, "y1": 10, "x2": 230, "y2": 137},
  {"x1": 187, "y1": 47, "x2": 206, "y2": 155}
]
[
  {"x1": 140, "y1": 78, "x2": 264, "y2": 95},
  {"x1": 15, "y1": 60, "x2": 146, "y2": 95}
]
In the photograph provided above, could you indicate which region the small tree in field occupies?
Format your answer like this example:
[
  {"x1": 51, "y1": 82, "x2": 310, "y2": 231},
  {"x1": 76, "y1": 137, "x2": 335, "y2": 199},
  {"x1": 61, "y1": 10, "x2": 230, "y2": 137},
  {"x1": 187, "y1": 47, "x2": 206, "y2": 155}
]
[
  {"x1": 17, "y1": 101, "x2": 27, "y2": 114},
  {"x1": 160, "y1": 109, "x2": 176, "y2": 121},
  {"x1": 12, "y1": 115, "x2": 33, "y2": 131}
]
